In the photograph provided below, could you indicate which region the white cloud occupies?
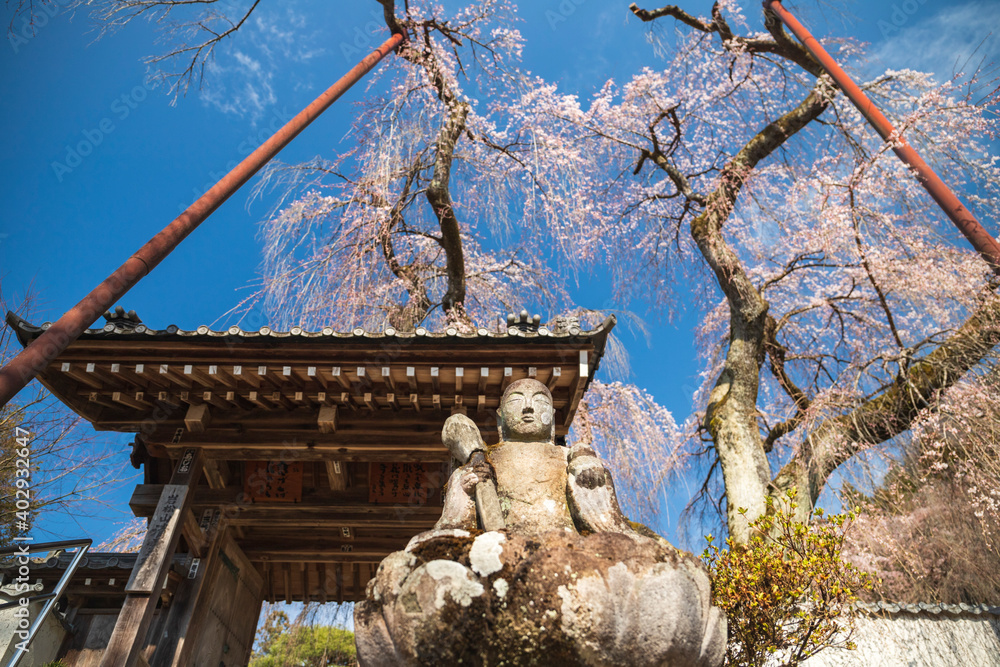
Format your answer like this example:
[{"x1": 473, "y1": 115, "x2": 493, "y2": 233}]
[
  {"x1": 199, "y1": 49, "x2": 276, "y2": 121},
  {"x1": 871, "y1": 1, "x2": 1000, "y2": 84},
  {"x1": 196, "y1": 4, "x2": 326, "y2": 123}
]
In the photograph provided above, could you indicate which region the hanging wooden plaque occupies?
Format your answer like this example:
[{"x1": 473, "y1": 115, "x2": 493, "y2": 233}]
[
  {"x1": 368, "y1": 462, "x2": 446, "y2": 505},
  {"x1": 244, "y1": 461, "x2": 303, "y2": 503}
]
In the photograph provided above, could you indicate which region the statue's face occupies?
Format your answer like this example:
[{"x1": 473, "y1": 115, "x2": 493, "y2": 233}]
[{"x1": 499, "y1": 379, "x2": 554, "y2": 442}]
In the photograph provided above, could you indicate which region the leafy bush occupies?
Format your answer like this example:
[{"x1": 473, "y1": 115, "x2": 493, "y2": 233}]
[
  {"x1": 249, "y1": 619, "x2": 357, "y2": 667},
  {"x1": 703, "y1": 492, "x2": 876, "y2": 667}
]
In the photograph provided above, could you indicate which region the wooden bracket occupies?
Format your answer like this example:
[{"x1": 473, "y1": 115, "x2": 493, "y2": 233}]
[
  {"x1": 184, "y1": 404, "x2": 211, "y2": 433},
  {"x1": 318, "y1": 405, "x2": 338, "y2": 433}
]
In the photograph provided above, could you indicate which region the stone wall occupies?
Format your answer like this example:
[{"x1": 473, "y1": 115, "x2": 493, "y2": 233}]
[
  {"x1": 803, "y1": 603, "x2": 1000, "y2": 667},
  {"x1": 0, "y1": 583, "x2": 66, "y2": 667}
]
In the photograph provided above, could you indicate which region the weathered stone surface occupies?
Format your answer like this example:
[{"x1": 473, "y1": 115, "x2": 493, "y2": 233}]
[
  {"x1": 355, "y1": 529, "x2": 725, "y2": 666},
  {"x1": 488, "y1": 440, "x2": 576, "y2": 536}
]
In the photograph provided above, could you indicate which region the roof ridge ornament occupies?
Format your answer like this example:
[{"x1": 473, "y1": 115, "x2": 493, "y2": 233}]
[
  {"x1": 102, "y1": 306, "x2": 142, "y2": 330},
  {"x1": 552, "y1": 315, "x2": 581, "y2": 335},
  {"x1": 507, "y1": 309, "x2": 541, "y2": 333}
]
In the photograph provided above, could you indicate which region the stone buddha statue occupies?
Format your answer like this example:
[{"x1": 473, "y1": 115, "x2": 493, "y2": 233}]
[
  {"x1": 436, "y1": 379, "x2": 640, "y2": 539},
  {"x1": 354, "y1": 378, "x2": 726, "y2": 667}
]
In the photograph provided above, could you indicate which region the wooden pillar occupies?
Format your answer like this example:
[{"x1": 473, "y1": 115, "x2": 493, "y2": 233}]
[
  {"x1": 149, "y1": 512, "x2": 224, "y2": 667},
  {"x1": 99, "y1": 449, "x2": 203, "y2": 667}
]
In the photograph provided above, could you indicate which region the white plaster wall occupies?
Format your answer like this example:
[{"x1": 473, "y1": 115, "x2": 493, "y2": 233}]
[
  {"x1": 0, "y1": 599, "x2": 66, "y2": 667},
  {"x1": 803, "y1": 614, "x2": 1000, "y2": 667}
]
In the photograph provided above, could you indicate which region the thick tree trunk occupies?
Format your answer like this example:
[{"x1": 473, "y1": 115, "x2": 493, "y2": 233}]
[
  {"x1": 426, "y1": 102, "x2": 471, "y2": 324},
  {"x1": 688, "y1": 78, "x2": 833, "y2": 542}
]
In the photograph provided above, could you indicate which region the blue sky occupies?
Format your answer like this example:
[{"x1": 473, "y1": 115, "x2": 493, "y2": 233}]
[{"x1": 2, "y1": 0, "x2": 999, "y2": 546}]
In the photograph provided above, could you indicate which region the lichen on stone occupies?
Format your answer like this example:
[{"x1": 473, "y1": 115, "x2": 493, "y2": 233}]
[
  {"x1": 424, "y1": 560, "x2": 485, "y2": 608},
  {"x1": 470, "y1": 531, "x2": 506, "y2": 576}
]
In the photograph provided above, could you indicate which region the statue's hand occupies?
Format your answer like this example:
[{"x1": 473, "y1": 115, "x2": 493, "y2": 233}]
[
  {"x1": 459, "y1": 470, "x2": 480, "y2": 494},
  {"x1": 471, "y1": 459, "x2": 493, "y2": 483},
  {"x1": 458, "y1": 459, "x2": 494, "y2": 494},
  {"x1": 574, "y1": 465, "x2": 606, "y2": 490},
  {"x1": 568, "y1": 444, "x2": 607, "y2": 489}
]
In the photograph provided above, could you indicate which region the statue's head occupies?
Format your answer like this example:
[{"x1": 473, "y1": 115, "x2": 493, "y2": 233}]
[{"x1": 497, "y1": 378, "x2": 555, "y2": 443}]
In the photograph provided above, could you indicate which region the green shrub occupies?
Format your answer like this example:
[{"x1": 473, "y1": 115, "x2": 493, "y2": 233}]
[
  {"x1": 249, "y1": 622, "x2": 357, "y2": 667},
  {"x1": 703, "y1": 491, "x2": 876, "y2": 667}
]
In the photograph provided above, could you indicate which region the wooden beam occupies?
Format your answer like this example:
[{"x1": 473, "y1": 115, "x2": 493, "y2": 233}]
[
  {"x1": 110, "y1": 362, "x2": 150, "y2": 389},
  {"x1": 233, "y1": 364, "x2": 261, "y2": 388},
  {"x1": 152, "y1": 445, "x2": 449, "y2": 463},
  {"x1": 181, "y1": 508, "x2": 207, "y2": 558},
  {"x1": 60, "y1": 361, "x2": 103, "y2": 389},
  {"x1": 112, "y1": 391, "x2": 149, "y2": 411},
  {"x1": 356, "y1": 366, "x2": 371, "y2": 390},
  {"x1": 405, "y1": 366, "x2": 417, "y2": 394},
  {"x1": 148, "y1": 523, "x2": 225, "y2": 667},
  {"x1": 129, "y1": 485, "x2": 443, "y2": 527},
  {"x1": 201, "y1": 391, "x2": 229, "y2": 410},
  {"x1": 381, "y1": 366, "x2": 395, "y2": 392},
  {"x1": 182, "y1": 364, "x2": 214, "y2": 387},
  {"x1": 208, "y1": 364, "x2": 238, "y2": 388},
  {"x1": 158, "y1": 364, "x2": 192, "y2": 389},
  {"x1": 202, "y1": 459, "x2": 230, "y2": 490},
  {"x1": 242, "y1": 544, "x2": 401, "y2": 561},
  {"x1": 546, "y1": 366, "x2": 562, "y2": 390},
  {"x1": 332, "y1": 366, "x2": 349, "y2": 390},
  {"x1": 564, "y1": 350, "x2": 590, "y2": 427},
  {"x1": 100, "y1": 449, "x2": 202, "y2": 667}
]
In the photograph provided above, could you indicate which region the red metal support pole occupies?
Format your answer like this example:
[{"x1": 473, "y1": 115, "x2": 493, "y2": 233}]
[
  {"x1": 764, "y1": 0, "x2": 1000, "y2": 275},
  {"x1": 0, "y1": 32, "x2": 405, "y2": 408}
]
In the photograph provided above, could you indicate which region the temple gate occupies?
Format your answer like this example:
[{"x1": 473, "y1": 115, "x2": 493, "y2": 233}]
[{"x1": 4, "y1": 310, "x2": 612, "y2": 666}]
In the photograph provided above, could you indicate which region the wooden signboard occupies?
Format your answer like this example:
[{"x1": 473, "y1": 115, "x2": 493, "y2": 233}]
[
  {"x1": 244, "y1": 461, "x2": 303, "y2": 503},
  {"x1": 368, "y1": 462, "x2": 445, "y2": 505},
  {"x1": 125, "y1": 484, "x2": 187, "y2": 593}
]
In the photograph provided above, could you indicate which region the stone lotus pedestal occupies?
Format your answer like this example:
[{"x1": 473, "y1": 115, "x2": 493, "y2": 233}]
[{"x1": 354, "y1": 527, "x2": 725, "y2": 666}]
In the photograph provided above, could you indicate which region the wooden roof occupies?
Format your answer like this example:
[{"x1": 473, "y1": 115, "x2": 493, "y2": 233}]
[{"x1": 8, "y1": 311, "x2": 614, "y2": 602}]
